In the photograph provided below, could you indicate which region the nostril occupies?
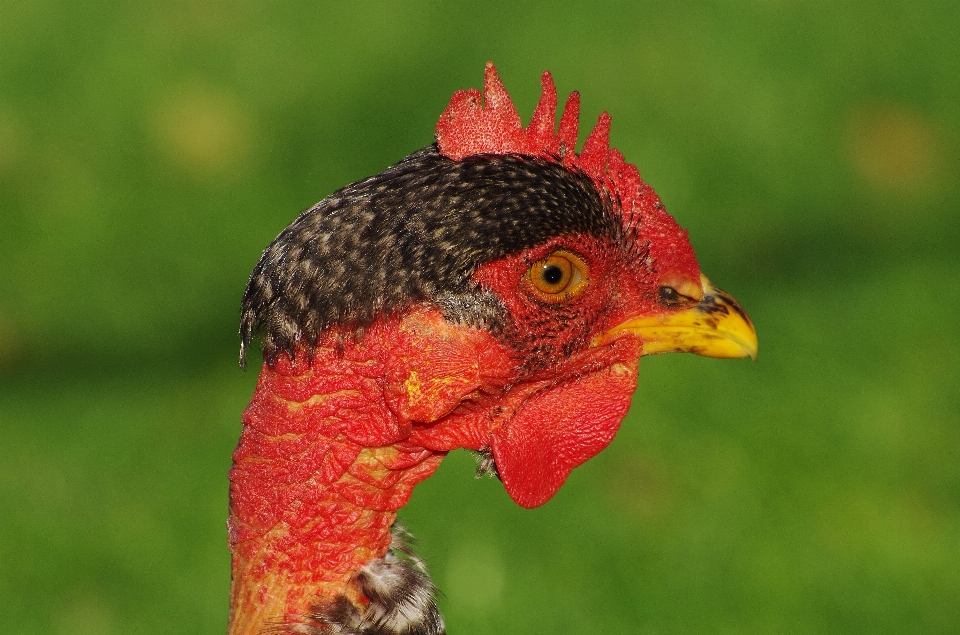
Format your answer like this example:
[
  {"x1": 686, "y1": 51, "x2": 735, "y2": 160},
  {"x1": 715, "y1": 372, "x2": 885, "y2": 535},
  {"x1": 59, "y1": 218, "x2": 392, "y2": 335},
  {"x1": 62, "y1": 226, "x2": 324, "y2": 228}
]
[
  {"x1": 657, "y1": 272, "x2": 702, "y2": 304},
  {"x1": 657, "y1": 285, "x2": 682, "y2": 306}
]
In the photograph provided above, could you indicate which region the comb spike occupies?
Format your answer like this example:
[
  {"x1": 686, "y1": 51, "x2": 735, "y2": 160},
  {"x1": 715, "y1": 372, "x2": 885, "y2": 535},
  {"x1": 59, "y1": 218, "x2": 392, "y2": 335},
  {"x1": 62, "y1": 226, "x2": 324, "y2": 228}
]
[
  {"x1": 482, "y1": 63, "x2": 514, "y2": 113},
  {"x1": 557, "y1": 91, "x2": 580, "y2": 158},
  {"x1": 435, "y1": 87, "x2": 485, "y2": 160},
  {"x1": 437, "y1": 63, "x2": 526, "y2": 159},
  {"x1": 527, "y1": 71, "x2": 559, "y2": 155},
  {"x1": 482, "y1": 62, "x2": 524, "y2": 154},
  {"x1": 579, "y1": 112, "x2": 612, "y2": 176}
]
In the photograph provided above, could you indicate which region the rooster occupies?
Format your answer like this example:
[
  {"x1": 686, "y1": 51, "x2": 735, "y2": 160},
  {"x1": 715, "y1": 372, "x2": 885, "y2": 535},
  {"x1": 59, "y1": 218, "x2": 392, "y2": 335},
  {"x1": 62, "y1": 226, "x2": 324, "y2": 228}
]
[{"x1": 229, "y1": 63, "x2": 757, "y2": 635}]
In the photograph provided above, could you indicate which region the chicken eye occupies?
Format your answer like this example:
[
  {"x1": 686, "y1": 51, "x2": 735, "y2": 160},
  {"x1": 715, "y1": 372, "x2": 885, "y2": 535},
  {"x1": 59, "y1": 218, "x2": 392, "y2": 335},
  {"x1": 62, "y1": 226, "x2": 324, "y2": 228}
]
[{"x1": 528, "y1": 251, "x2": 588, "y2": 302}]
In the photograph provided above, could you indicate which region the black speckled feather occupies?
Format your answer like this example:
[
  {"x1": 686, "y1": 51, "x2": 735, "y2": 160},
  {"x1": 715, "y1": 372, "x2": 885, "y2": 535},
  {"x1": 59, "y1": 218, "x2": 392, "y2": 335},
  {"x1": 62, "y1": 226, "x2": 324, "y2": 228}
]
[{"x1": 240, "y1": 144, "x2": 617, "y2": 366}]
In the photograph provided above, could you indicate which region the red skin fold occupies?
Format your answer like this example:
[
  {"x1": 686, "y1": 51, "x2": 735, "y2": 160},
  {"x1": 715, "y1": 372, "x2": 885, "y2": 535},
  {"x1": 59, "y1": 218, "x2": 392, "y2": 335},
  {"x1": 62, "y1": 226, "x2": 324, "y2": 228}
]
[{"x1": 227, "y1": 307, "x2": 645, "y2": 633}]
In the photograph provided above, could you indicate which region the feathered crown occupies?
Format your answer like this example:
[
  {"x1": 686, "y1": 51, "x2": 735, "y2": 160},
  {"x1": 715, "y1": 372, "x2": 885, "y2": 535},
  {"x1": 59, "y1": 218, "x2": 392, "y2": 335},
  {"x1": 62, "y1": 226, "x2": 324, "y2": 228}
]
[{"x1": 435, "y1": 62, "x2": 648, "y2": 234}]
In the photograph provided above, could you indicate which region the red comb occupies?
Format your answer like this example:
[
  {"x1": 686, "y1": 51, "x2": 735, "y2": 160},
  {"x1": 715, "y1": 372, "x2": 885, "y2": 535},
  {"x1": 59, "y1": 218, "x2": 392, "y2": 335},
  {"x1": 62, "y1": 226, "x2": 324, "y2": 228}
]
[{"x1": 436, "y1": 62, "x2": 647, "y2": 233}]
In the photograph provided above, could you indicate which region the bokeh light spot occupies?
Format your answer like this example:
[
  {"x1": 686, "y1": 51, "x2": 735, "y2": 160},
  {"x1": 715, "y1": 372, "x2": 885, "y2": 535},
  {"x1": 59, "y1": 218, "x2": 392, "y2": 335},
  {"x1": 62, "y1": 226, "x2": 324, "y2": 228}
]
[
  {"x1": 153, "y1": 84, "x2": 253, "y2": 178},
  {"x1": 845, "y1": 104, "x2": 943, "y2": 193}
]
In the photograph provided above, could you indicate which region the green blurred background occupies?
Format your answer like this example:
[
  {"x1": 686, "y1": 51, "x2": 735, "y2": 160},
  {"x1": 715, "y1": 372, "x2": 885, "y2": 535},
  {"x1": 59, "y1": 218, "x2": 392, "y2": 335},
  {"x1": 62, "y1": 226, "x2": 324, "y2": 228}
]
[{"x1": 1, "y1": 1, "x2": 958, "y2": 633}]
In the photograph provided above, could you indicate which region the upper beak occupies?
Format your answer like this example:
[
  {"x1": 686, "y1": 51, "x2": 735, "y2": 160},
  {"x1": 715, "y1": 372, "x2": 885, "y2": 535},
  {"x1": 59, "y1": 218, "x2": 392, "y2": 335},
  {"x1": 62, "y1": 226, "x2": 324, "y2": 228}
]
[{"x1": 597, "y1": 276, "x2": 758, "y2": 360}]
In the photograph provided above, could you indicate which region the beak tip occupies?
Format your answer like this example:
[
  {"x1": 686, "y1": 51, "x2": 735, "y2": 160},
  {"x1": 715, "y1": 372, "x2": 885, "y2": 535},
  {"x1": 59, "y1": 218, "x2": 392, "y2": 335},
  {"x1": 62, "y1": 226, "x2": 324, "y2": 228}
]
[{"x1": 738, "y1": 330, "x2": 758, "y2": 362}]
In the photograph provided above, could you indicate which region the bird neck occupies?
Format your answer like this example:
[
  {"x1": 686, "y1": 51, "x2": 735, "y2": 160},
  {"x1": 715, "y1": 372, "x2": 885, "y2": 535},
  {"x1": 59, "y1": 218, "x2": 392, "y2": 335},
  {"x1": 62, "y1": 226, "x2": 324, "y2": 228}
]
[
  {"x1": 227, "y1": 308, "x2": 514, "y2": 635},
  {"x1": 227, "y1": 343, "x2": 445, "y2": 635}
]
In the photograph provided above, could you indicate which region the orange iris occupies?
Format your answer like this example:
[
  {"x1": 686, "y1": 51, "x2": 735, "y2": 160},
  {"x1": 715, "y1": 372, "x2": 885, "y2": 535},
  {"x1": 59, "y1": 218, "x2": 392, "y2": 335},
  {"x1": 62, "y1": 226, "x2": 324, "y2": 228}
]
[{"x1": 528, "y1": 251, "x2": 589, "y2": 302}]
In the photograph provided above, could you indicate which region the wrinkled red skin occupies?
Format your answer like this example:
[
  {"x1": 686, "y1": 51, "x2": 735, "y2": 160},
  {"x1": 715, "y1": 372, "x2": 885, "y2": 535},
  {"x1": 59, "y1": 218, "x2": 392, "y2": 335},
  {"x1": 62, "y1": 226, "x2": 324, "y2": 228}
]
[
  {"x1": 228, "y1": 295, "x2": 645, "y2": 632},
  {"x1": 229, "y1": 308, "x2": 502, "y2": 633}
]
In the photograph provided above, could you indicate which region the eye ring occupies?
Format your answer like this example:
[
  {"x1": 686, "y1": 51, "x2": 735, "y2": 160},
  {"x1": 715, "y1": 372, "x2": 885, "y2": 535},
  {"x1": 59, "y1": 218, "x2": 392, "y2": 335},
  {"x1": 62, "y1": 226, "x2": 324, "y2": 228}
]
[{"x1": 528, "y1": 251, "x2": 589, "y2": 303}]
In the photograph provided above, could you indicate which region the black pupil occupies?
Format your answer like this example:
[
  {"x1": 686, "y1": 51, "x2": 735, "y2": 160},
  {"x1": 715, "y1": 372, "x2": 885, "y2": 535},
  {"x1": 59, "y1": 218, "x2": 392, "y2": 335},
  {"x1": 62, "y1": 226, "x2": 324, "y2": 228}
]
[{"x1": 543, "y1": 265, "x2": 564, "y2": 285}]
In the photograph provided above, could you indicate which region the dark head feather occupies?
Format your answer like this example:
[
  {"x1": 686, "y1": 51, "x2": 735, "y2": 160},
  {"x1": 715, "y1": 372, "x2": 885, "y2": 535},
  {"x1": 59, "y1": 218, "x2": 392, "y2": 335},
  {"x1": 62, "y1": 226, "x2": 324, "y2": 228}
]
[{"x1": 240, "y1": 145, "x2": 616, "y2": 366}]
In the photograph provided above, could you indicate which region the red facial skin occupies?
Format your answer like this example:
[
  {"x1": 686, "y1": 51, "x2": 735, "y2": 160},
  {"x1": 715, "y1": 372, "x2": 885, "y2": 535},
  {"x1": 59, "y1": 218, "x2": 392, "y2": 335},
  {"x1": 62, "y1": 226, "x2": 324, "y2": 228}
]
[{"x1": 228, "y1": 221, "x2": 702, "y2": 633}]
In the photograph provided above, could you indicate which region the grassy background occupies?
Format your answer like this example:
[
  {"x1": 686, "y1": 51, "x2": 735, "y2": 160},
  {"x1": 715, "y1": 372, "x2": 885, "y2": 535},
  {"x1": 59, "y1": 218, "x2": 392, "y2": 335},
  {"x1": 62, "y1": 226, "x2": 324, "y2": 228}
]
[{"x1": 1, "y1": 1, "x2": 958, "y2": 633}]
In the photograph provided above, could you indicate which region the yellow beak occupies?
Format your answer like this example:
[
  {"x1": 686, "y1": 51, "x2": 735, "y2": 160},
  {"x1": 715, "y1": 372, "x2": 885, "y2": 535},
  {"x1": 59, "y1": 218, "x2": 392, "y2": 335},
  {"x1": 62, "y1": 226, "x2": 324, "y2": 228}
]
[{"x1": 598, "y1": 276, "x2": 758, "y2": 360}]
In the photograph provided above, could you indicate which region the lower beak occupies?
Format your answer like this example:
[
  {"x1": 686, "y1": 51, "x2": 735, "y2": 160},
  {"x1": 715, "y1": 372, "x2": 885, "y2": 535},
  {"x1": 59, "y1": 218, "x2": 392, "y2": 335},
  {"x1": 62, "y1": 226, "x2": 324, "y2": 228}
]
[{"x1": 598, "y1": 276, "x2": 758, "y2": 360}]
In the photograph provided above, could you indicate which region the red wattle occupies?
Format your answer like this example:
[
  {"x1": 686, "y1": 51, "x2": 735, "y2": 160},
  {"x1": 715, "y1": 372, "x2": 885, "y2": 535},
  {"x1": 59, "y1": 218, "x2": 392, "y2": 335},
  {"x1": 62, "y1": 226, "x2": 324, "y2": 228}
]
[{"x1": 491, "y1": 360, "x2": 639, "y2": 509}]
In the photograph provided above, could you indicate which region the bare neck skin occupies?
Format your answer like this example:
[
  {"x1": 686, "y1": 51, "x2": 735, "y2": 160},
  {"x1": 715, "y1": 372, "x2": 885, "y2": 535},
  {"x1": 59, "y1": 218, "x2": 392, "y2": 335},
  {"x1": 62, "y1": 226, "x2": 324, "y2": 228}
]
[{"x1": 227, "y1": 309, "x2": 509, "y2": 635}]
